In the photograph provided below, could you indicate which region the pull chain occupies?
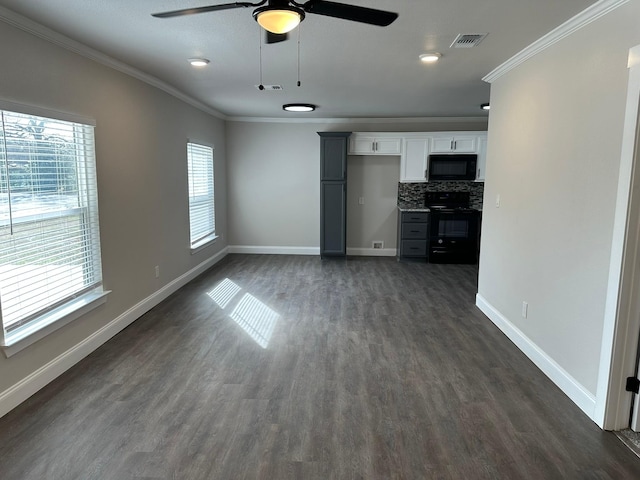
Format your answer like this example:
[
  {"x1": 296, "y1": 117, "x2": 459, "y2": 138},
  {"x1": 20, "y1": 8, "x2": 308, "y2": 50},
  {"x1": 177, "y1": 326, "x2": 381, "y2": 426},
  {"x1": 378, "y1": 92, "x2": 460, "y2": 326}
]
[
  {"x1": 297, "y1": 26, "x2": 301, "y2": 87},
  {"x1": 258, "y1": 26, "x2": 264, "y2": 90}
]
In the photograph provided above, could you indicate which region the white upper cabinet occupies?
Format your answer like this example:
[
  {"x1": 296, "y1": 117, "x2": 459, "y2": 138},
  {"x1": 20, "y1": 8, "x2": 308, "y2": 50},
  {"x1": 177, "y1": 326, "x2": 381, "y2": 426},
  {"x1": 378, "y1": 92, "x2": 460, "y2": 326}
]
[
  {"x1": 349, "y1": 134, "x2": 402, "y2": 155},
  {"x1": 431, "y1": 135, "x2": 477, "y2": 153},
  {"x1": 475, "y1": 133, "x2": 487, "y2": 181},
  {"x1": 345, "y1": 131, "x2": 487, "y2": 182},
  {"x1": 400, "y1": 138, "x2": 430, "y2": 183}
]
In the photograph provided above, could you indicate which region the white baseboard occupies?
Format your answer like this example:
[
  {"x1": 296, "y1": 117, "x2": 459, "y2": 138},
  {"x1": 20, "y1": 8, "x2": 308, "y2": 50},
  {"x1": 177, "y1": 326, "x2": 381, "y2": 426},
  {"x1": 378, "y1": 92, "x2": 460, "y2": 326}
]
[
  {"x1": 0, "y1": 247, "x2": 230, "y2": 419},
  {"x1": 475, "y1": 293, "x2": 597, "y2": 420},
  {"x1": 228, "y1": 245, "x2": 320, "y2": 255},
  {"x1": 227, "y1": 245, "x2": 397, "y2": 257},
  {"x1": 346, "y1": 247, "x2": 397, "y2": 257}
]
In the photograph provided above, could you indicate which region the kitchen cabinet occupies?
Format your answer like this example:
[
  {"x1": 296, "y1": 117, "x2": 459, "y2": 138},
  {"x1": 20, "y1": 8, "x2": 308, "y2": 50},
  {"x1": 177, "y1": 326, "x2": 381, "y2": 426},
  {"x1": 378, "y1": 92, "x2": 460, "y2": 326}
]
[
  {"x1": 321, "y1": 182, "x2": 346, "y2": 256},
  {"x1": 476, "y1": 134, "x2": 487, "y2": 181},
  {"x1": 397, "y1": 211, "x2": 429, "y2": 260},
  {"x1": 431, "y1": 135, "x2": 477, "y2": 153},
  {"x1": 400, "y1": 138, "x2": 429, "y2": 182},
  {"x1": 348, "y1": 135, "x2": 402, "y2": 155},
  {"x1": 319, "y1": 132, "x2": 351, "y2": 257},
  {"x1": 321, "y1": 134, "x2": 348, "y2": 181}
]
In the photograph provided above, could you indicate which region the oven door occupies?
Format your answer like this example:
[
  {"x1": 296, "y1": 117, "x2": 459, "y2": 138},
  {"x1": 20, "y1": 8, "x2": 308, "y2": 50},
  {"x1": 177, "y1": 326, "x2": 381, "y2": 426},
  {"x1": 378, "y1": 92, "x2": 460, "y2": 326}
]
[{"x1": 429, "y1": 211, "x2": 479, "y2": 264}]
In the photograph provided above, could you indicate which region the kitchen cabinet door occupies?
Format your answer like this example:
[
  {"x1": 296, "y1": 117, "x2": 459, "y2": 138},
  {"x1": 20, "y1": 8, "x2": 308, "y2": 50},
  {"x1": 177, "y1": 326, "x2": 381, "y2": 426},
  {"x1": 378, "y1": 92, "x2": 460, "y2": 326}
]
[
  {"x1": 320, "y1": 133, "x2": 349, "y2": 180},
  {"x1": 374, "y1": 137, "x2": 402, "y2": 155},
  {"x1": 349, "y1": 135, "x2": 402, "y2": 155},
  {"x1": 400, "y1": 138, "x2": 429, "y2": 182},
  {"x1": 320, "y1": 181, "x2": 346, "y2": 257},
  {"x1": 431, "y1": 135, "x2": 477, "y2": 153},
  {"x1": 349, "y1": 136, "x2": 376, "y2": 154}
]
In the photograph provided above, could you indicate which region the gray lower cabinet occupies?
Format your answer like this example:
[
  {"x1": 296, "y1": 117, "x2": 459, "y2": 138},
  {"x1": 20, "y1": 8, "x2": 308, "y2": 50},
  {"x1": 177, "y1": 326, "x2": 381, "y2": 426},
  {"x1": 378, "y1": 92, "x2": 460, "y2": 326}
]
[
  {"x1": 319, "y1": 132, "x2": 351, "y2": 258},
  {"x1": 397, "y1": 211, "x2": 429, "y2": 260}
]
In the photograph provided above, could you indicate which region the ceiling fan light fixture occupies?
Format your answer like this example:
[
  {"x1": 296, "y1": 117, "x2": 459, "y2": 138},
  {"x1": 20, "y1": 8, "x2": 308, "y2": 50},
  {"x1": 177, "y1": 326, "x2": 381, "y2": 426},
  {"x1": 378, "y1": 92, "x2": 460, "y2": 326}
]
[
  {"x1": 419, "y1": 52, "x2": 442, "y2": 63},
  {"x1": 283, "y1": 103, "x2": 316, "y2": 112},
  {"x1": 188, "y1": 58, "x2": 210, "y2": 67},
  {"x1": 481, "y1": 103, "x2": 490, "y2": 110},
  {"x1": 254, "y1": 7, "x2": 305, "y2": 34}
]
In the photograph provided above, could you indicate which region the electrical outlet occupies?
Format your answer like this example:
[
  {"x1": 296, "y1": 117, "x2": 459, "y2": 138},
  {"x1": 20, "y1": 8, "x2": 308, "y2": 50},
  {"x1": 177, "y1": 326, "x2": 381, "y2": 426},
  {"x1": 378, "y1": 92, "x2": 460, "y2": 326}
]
[
  {"x1": 358, "y1": 197, "x2": 365, "y2": 205},
  {"x1": 372, "y1": 241, "x2": 383, "y2": 249},
  {"x1": 522, "y1": 301, "x2": 528, "y2": 319},
  {"x1": 155, "y1": 265, "x2": 160, "y2": 278},
  {"x1": 496, "y1": 194, "x2": 501, "y2": 208}
]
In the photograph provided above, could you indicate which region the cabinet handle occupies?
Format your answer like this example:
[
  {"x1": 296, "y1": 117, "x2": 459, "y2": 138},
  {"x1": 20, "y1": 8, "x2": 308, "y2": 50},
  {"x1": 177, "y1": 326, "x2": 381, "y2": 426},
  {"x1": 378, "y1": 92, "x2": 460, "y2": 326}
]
[
  {"x1": 454, "y1": 140, "x2": 457, "y2": 150},
  {"x1": 478, "y1": 168, "x2": 480, "y2": 177},
  {"x1": 373, "y1": 141, "x2": 377, "y2": 152},
  {"x1": 450, "y1": 140, "x2": 454, "y2": 150}
]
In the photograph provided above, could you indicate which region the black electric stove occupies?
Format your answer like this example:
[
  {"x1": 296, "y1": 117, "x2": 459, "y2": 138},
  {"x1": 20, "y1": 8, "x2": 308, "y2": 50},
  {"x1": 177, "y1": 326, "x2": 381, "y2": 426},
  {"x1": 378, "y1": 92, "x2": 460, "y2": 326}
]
[{"x1": 425, "y1": 192, "x2": 479, "y2": 264}]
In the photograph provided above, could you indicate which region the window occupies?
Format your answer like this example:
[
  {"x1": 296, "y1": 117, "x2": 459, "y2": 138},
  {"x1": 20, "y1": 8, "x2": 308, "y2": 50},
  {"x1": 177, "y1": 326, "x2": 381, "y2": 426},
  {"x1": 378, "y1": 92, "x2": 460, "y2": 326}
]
[
  {"x1": 0, "y1": 109, "x2": 105, "y2": 349},
  {"x1": 187, "y1": 142, "x2": 215, "y2": 250}
]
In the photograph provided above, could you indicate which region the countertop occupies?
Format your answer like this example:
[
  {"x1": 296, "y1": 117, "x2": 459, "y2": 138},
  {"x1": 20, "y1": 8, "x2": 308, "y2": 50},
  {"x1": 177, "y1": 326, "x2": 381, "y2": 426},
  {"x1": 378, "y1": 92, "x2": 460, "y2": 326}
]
[{"x1": 397, "y1": 204, "x2": 430, "y2": 212}]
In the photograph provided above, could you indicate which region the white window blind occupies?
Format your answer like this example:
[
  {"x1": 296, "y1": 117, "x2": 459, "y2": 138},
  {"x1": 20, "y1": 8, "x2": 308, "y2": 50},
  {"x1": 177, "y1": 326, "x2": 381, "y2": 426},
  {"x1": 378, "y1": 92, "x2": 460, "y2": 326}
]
[
  {"x1": 0, "y1": 109, "x2": 103, "y2": 344},
  {"x1": 187, "y1": 142, "x2": 215, "y2": 248}
]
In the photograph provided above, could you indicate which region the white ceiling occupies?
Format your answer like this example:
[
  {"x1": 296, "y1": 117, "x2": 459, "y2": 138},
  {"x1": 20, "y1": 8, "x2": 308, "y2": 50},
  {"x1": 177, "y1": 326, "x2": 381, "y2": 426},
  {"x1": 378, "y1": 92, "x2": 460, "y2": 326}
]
[{"x1": 0, "y1": 0, "x2": 598, "y2": 119}]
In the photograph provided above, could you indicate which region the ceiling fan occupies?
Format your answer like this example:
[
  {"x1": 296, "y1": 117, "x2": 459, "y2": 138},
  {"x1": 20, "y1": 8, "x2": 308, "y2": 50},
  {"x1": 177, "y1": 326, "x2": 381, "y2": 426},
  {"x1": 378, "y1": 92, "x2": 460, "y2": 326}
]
[{"x1": 152, "y1": 0, "x2": 398, "y2": 44}]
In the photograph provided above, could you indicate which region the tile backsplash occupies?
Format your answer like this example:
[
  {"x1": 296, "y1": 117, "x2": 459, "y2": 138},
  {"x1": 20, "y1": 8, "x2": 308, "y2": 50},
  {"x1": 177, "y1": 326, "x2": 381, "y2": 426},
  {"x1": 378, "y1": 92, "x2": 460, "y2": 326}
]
[{"x1": 398, "y1": 181, "x2": 485, "y2": 209}]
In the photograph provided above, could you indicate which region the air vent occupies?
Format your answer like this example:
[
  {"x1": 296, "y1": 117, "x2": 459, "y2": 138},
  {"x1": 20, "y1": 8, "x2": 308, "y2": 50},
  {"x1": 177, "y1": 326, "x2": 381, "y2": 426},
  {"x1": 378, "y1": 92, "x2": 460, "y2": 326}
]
[
  {"x1": 254, "y1": 84, "x2": 283, "y2": 91},
  {"x1": 450, "y1": 33, "x2": 487, "y2": 48}
]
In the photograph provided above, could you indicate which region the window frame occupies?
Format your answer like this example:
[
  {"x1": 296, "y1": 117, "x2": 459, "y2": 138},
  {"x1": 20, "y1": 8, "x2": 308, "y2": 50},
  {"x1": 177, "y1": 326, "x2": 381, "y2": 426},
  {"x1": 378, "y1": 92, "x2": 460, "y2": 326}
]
[
  {"x1": 0, "y1": 104, "x2": 109, "y2": 356},
  {"x1": 186, "y1": 141, "x2": 217, "y2": 252}
]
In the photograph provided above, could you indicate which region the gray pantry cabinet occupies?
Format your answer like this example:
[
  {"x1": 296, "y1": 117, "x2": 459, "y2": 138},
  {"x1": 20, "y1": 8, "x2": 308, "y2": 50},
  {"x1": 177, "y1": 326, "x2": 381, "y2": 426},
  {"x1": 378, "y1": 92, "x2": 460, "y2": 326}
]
[{"x1": 318, "y1": 132, "x2": 351, "y2": 258}]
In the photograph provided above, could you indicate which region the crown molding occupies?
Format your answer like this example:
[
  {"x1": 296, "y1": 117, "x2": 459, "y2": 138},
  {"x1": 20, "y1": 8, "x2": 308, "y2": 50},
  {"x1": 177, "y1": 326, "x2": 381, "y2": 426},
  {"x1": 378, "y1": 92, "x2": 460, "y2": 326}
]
[
  {"x1": 0, "y1": 6, "x2": 228, "y2": 121},
  {"x1": 227, "y1": 116, "x2": 489, "y2": 124},
  {"x1": 483, "y1": 0, "x2": 629, "y2": 84}
]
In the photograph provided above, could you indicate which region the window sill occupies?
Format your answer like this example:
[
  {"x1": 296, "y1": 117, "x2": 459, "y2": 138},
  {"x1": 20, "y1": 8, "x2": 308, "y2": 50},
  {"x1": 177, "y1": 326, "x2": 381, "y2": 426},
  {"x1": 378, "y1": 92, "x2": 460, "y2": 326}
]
[
  {"x1": 1, "y1": 290, "x2": 111, "y2": 358},
  {"x1": 190, "y1": 234, "x2": 219, "y2": 255}
]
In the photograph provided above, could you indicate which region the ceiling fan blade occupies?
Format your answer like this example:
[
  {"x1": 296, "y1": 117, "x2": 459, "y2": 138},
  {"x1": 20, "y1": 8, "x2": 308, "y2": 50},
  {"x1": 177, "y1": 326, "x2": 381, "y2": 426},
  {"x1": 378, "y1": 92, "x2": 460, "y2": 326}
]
[
  {"x1": 151, "y1": 2, "x2": 255, "y2": 19},
  {"x1": 266, "y1": 31, "x2": 289, "y2": 44},
  {"x1": 302, "y1": 0, "x2": 398, "y2": 26}
]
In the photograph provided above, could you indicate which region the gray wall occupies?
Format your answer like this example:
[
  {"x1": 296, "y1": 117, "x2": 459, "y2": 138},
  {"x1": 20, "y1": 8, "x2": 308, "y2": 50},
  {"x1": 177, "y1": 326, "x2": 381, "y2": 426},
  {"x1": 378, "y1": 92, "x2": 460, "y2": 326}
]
[
  {"x1": 346, "y1": 155, "x2": 399, "y2": 251},
  {"x1": 478, "y1": 0, "x2": 640, "y2": 396},
  {"x1": 226, "y1": 120, "x2": 487, "y2": 252},
  {"x1": 0, "y1": 21, "x2": 227, "y2": 393}
]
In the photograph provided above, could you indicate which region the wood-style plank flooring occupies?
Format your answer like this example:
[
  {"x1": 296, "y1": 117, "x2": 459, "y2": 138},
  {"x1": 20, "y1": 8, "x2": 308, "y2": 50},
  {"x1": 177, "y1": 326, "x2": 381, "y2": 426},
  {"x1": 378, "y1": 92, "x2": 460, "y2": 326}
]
[{"x1": 0, "y1": 254, "x2": 639, "y2": 479}]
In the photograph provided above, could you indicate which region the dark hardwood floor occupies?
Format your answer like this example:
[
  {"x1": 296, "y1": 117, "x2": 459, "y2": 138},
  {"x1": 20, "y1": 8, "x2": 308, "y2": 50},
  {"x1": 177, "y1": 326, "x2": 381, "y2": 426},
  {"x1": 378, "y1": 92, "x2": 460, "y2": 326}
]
[{"x1": 1, "y1": 254, "x2": 639, "y2": 479}]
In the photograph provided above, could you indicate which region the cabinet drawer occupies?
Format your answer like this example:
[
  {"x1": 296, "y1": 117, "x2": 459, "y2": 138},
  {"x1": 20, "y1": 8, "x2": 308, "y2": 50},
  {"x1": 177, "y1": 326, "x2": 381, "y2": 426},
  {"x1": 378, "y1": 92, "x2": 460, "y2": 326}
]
[
  {"x1": 401, "y1": 212, "x2": 429, "y2": 223},
  {"x1": 401, "y1": 223, "x2": 428, "y2": 239},
  {"x1": 401, "y1": 240, "x2": 427, "y2": 257}
]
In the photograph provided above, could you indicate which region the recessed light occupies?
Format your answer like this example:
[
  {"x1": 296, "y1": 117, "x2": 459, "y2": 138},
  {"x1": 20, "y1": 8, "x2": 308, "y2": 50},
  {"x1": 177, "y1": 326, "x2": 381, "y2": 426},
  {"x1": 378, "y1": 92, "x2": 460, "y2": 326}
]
[
  {"x1": 419, "y1": 52, "x2": 442, "y2": 63},
  {"x1": 283, "y1": 103, "x2": 316, "y2": 112},
  {"x1": 188, "y1": 58, "x2": 210, "y2": 67},
  {"x1": 481, "y1": 103, "x2": 490, "y2": 110}
]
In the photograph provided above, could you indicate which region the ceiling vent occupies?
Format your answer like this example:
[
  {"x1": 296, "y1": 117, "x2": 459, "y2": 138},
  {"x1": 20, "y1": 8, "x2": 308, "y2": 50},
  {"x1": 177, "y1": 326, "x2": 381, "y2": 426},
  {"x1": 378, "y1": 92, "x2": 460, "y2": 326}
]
[
  {"x1": 450, "y1": 33, "x2": 487, "y2": 48},
  {"x1": 254, "y1": 84, "x2": 283, "y2": 91}
]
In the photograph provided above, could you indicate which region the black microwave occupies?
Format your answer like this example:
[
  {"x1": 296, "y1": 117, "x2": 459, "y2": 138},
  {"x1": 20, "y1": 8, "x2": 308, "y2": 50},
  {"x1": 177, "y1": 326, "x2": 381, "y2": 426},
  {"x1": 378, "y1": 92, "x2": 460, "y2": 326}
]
[{"x1": 428, "y1": 154, "x2": 477, "y2": 181}]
